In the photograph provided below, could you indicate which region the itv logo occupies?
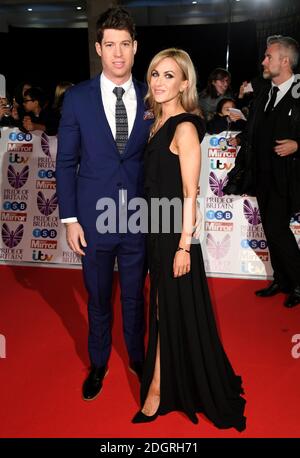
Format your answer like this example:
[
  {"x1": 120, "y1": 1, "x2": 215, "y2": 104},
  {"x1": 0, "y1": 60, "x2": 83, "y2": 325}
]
[
  {"x1": 210, "y1": 159, "x2": 233, "y2": 171},
  {"x1": 9, "y1": 153, "x2": 30, "y2": 164},
  {"x1": 32, "y1": 250, "x2": 53, "y2": 262}
]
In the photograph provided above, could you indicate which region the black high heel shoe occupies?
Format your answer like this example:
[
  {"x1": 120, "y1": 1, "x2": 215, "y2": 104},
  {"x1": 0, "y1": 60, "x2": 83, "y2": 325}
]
[{"x1": 132, "y1": 408, "x2": 160, "y2": 423}]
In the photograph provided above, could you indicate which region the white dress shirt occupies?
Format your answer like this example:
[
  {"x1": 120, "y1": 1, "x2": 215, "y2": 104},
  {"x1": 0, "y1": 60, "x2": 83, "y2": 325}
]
[
  {"x1": 265, "y1": 74, "x2": 295, "y2": 110},
  {"x1": 61, "y1": 73, "x2": 137, "y2": 224}
]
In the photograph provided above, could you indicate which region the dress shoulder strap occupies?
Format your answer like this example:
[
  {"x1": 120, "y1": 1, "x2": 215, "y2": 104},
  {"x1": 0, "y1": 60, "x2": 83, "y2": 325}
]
[{"x1": 167, "y1": 113, "x2": 206, "y2": 143}]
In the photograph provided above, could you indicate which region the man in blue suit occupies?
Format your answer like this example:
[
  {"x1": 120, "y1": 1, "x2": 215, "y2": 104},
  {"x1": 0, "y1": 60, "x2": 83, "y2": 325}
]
[{"x1": 56, "y1": 7, "x2": 152, "y2": 400}]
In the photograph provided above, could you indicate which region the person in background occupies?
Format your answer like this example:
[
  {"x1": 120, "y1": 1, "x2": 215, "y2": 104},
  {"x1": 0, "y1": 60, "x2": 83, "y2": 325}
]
[
  {"x1": 0, "y1": 80, "x2": 33, "y2": 128},
  {"x1": 199, "y1": 67, "x2": 232, "y2": 121},
  {"x1": 0, "y1": 97, "x2": 14, "y2": 127},
  {"x1": 227, "y1": 77, "x2": 271, "y2": 147},
  {"x1": 207, "y1": 97, "x2": 246, "y2": 134},
  {"x1": 11, "y1": 81, "x2": 33, "y2": 126},
  {"x1": 224, "y1": 35, "x2": 300, "y2": 308},
  {"x1": 23, "y1": 86, "x2": 60, "y2": 135},
  {"x1": 53, "y1": 81, "x2": 74, "y2": 113}
]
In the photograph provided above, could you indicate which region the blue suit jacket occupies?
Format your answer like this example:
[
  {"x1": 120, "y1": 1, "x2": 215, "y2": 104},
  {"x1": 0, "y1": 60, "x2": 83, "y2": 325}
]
[{"x1": 56, "y1": 74, "x2": 152, "y2": 233}]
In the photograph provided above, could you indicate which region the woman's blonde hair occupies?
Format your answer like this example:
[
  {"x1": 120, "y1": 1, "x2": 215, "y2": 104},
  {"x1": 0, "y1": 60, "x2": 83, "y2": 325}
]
[
  {"x1": 145, "y1": 48, "x2": 200, "y2": 134},
  {"x1": 53, "y1": 81, "x2": 74, "y2": 111}
]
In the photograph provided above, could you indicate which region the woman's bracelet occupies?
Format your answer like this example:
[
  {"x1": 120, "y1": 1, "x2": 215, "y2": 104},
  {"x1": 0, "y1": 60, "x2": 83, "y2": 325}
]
[{"x1": 176, "y1": 246, "x2": 190, "y2": 253}]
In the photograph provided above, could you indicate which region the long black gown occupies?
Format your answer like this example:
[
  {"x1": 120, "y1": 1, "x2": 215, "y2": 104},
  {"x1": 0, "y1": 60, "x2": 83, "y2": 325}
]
[{"x1": 141, "y1": 112, "x2": 246, "y2": 431}]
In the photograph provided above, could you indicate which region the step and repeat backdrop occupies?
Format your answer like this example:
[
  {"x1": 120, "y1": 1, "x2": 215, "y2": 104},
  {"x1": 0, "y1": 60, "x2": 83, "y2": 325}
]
[
  {"x1": 0, "y1": 128, "x2": 81, "y2": 268},
  {"x1": 0, "y1": 127, "x2": 299, "y2": 278},
  {"x1": 199, "y1": 135, "x2": 296, "y2": 279}
]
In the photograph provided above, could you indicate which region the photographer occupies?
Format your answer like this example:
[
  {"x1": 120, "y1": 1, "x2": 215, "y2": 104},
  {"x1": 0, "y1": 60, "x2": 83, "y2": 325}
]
[{"x1": 0, "y1": 97, "x2": 18, "y2": 128}]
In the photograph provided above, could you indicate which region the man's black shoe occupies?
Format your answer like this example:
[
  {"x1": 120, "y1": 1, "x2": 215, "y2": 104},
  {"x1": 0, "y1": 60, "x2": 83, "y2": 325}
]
[
  {"x1": 82, "y1": 365, "x2": 108, "y2": 401},
  {"x1": 284, "y1": 286, "x2": 300, "y2": 308},
  {"x1": 255, "y1": 281, "x2": 288, "y2": 297},
  {"x1": 129, "y1": 360, "x2": 144, "y2": 383}
]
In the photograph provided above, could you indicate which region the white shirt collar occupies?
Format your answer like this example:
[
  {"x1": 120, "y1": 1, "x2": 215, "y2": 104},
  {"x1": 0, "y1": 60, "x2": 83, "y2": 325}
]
[
  {"x1": 100, "y1": 72, "x2": 133, "y2": 94},
  {"x1": 272, "y1": 74, "x2": 295, "y2": 94}
]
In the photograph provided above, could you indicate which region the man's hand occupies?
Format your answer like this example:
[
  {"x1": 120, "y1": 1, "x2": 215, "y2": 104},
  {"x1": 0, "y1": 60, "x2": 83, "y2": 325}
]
[
  {"x1": 65, "y1": 222, "x2": 87, "y2": 256},
  {"x1": 274, "y1": 139, "x2": 298, "y2": 157}
]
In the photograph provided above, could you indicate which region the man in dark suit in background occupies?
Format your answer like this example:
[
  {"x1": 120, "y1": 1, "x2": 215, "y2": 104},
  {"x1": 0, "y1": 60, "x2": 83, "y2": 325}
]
[
  {"x1": 56, "y1": 7, "x2": 152, "y2": 400},
  {"x1": 225, "y1": 35, "x2": 300, "y2": 308}
]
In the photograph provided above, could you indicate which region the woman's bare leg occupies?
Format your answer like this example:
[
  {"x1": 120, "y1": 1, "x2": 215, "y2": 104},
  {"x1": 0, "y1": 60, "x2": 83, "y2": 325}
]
[{"x1": 141, "y1": 335, "x2": 160, "y2": 416}]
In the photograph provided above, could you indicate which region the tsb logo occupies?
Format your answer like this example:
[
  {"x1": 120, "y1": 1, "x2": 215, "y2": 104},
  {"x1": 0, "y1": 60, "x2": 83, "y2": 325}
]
[
  {"x1": 3, "y1": 201, "x2": 27, "y2": 211},
  {"x1": 209, "y1": 137, "x2": 219, "y2": 147},
  {"x1": 9, "y1": 132, "x2": 32, "y2": 142},
  {"x1": 206, "y1": 210, "x2": 233, "y2": 220},
  {"x1": 241, "y1": 239, "x2": 268, "y2": 250},
  {"x1": 38, "y1": 169, "x2": 56, "y2": 179},
  {"x1": 32, "y1": 228, "x2": 57, "y2": 239}
]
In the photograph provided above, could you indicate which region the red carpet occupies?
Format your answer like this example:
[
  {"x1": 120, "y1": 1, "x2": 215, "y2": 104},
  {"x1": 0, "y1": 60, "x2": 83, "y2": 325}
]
[{"x1": 0, "y1": 265, "x2": 299, "y2": 438}]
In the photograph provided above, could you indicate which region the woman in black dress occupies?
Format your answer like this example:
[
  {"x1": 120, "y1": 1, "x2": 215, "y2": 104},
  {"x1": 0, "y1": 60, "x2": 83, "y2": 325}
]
[{"x1": 132, "y1": 48, "x2": 246, "y2": 431}]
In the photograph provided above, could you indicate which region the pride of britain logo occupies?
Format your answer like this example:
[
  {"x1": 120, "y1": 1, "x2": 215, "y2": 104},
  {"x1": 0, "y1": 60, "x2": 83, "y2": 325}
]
[
  {"x1": 206, "y1": 233, "x2": 231, "y2": 259},
  {"x1": 7, "y1": 165, "x2": 29, "y2": 189},
  {"x1": 41, "y1": 132, "x2": 51, "y2": 158},
  {"x1": 1, "y1": 223, "x2": 24, "y2": 248},
  {"x1": 209, "y1": 172, "x2": 229, "y2": 197},
  {"x1": 37, "y1": 192, "x2": 58, "y2": 216},
  {"x1": 243, "y1": 199, "x2": 261, "y2": 225}
]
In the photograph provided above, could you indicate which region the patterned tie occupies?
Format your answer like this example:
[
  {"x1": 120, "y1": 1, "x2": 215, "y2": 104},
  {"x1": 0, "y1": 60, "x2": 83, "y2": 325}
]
[
  {"x1": 265, "y1": 86, "x2": 279, "y2": 115},
  {"x1": 113, "y1": 86, "x2": 128, "y2": 154}
]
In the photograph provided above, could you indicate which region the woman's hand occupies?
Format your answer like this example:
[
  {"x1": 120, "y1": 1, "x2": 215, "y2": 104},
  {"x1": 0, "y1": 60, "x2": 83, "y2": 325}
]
[
  {"x1": 0, "y1": 98, "x2": 11, "y2": 119},
  {"x1": 23, "y1": 116, "x2": 34, "y2": 131},
  {"x1": 11, "y1": 106, "x2": 19, "y2": 120},
  {"x1": 173, "y1": 250, "x2": 190, "y2": 278},
  {"x1": 238, "y1": 81, "x2": 248, "y2": 99},
  {"x1": 228, "y1": 111, "x2": 243, "y2": 123}
]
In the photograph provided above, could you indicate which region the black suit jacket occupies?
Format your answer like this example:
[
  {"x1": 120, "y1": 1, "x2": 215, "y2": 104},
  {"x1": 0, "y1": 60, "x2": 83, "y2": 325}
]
[{"x1": 224, "y1": 77, "x2": 300, "y2": 213}]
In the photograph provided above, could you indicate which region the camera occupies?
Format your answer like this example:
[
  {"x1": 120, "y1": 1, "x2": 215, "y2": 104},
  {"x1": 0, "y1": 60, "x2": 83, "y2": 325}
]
[{"x1": 1, "y1": 102, "x2": 12, "y2": 117}]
